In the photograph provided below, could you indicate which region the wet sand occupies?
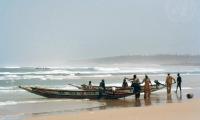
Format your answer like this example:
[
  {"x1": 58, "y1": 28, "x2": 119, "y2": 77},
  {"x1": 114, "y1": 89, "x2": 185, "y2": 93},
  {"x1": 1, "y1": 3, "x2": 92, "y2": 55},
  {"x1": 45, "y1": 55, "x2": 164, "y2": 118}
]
[{"x1": 27, "y1": 99, "x2": 199, "y2": 120}]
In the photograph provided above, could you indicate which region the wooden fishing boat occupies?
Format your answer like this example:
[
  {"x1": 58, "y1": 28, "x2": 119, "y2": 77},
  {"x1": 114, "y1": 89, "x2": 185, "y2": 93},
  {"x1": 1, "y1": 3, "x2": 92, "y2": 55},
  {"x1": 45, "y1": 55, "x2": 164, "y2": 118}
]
[
  {"x1": 19, "y1": 81, "x2": 166, "y2": 99},
  {"x1": 19, "y1": 86, "x2": 134, "y2": 99}
]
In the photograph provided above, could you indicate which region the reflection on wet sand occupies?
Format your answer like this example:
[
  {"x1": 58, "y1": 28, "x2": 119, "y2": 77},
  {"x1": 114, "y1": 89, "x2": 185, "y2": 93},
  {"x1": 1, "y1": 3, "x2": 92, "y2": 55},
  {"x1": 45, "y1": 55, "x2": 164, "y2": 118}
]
[
  {"x1": 144, "y1": 98, "x2": 151, "y2": 106},
  {"x1": 134, "y1": 99, "x2": 141, "y2": 107},
  {"x1": 97, "y1": 99, "x2": 143, "y2": 108},
  {"x1": 98, "y1": 99, "x2": 139, "y2": 109},
  {"x1": 167, "y1": 94, "x2": 172, "y2": 103},
  {"x1": 91, "y1": 92, "x2": 184, "y2": 111},
  {"x1": 176, "y1": 93, "x2": 182, "y2": 101}
]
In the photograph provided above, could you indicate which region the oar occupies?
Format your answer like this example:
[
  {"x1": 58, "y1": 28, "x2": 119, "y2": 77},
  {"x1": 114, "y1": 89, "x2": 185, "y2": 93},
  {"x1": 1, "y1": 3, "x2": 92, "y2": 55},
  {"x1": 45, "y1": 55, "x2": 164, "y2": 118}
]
[{"x1": 67, "y1": 83, "x2": 83, "y2": 89}]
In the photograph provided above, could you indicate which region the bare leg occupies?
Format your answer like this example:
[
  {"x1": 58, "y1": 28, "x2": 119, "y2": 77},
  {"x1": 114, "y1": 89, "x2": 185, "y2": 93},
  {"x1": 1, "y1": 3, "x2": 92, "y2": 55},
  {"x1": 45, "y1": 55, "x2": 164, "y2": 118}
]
[
  {"x1": 169, "y1": 86, "x2": 171, "y2": 94},
  {"x1": 148, "y1": 91, "x2": 151, "y2": 98},
  {"x1": 175, "y1": 85, "x2": 178, "y2": 93},
  {"x1": 167, "y1": 86, "x2": 170, "y2": 94},
  {"x1": 167, "y1": 86, "x2": 171, "y2": 94},
  {"x1": 144, "y1": 92, "x2": 146, "y2": 99}
]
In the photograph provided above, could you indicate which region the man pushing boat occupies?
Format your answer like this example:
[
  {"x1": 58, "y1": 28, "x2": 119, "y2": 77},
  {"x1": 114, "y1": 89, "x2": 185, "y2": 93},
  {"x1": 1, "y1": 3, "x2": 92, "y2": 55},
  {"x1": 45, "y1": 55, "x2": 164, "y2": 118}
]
[{"x1": 125, "y1": 74, "x2": 141, "y2": 99}]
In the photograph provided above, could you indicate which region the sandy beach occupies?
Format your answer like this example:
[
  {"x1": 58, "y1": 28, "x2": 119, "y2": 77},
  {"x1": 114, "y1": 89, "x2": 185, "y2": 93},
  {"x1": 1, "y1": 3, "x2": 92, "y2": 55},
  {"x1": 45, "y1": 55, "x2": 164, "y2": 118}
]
[{"x1": 27, "y1": 99, "x2": 199, "y2": 120}]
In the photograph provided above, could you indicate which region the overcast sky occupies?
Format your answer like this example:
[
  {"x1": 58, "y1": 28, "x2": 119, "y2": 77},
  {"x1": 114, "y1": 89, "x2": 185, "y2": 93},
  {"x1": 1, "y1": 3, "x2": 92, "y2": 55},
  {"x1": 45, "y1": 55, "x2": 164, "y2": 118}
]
[{"x1": 0, "y1": 0, "x2": 200, "y2": 66}]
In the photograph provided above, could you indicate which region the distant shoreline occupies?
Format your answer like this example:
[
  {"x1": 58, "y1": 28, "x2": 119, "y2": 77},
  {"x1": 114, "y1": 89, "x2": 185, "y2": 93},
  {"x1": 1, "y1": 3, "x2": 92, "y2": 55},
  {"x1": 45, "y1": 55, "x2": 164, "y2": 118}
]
[
  {"x1": 1, "y1": 55, "x2": 200, "y2": 68},
  {"x1": 70, "y1": 55, "x2": 200, "y2": 67}
]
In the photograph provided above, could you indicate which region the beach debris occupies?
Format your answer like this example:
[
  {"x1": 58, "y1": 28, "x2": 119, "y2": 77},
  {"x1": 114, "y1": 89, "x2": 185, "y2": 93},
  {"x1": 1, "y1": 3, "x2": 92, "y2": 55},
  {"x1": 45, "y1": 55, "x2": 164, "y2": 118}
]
[{"x1": 186, "y1": 93, "x2": 194, "y2": 99}]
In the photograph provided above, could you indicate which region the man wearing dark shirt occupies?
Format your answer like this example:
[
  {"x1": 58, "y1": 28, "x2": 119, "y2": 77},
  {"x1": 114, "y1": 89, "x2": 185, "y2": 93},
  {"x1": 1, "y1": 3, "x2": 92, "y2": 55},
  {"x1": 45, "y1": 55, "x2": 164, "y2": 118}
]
[
  {"x1": 176, "y1": 73, "x2": 182, "y2": 93},
  {"x1": 98, "y1": 79, "x2": 106, "y2": 99},
  {"x1": 122, "y1": 78, "x2": 128, "y2": 88},
  {"x1": 99, "y1": 79, "x2": 106, "y2": 90}
]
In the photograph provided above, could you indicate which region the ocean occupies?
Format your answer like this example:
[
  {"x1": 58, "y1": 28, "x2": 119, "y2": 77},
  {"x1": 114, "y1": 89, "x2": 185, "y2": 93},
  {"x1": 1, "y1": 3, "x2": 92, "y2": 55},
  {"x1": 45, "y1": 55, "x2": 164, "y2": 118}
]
[{"x1": 0, "y1": 65, "x2": 200, "y2": 120}]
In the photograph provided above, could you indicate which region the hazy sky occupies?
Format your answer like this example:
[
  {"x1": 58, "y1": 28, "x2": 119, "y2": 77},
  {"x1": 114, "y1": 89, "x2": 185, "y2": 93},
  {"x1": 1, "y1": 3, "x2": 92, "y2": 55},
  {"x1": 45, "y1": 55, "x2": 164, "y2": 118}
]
[{"x1": 0, "y1": 0, "x2": 200, "y2": 66}]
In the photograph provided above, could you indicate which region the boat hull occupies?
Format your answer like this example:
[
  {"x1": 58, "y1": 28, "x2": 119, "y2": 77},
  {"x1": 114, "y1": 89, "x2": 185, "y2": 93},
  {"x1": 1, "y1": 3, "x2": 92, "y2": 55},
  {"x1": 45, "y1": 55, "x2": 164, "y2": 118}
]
[
  {"x1": 19, "y1": 81, "x2": 166, "y2": 99},
  {"x1": 19, "y1": 86, "x2": 134, "y2": 99}
]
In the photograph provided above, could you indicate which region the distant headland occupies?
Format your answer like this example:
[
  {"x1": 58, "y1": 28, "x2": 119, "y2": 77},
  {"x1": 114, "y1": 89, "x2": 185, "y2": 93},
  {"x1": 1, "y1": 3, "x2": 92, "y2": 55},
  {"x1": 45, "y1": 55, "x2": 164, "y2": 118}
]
[{"x1": 74, "y1": 55, "x2": 200, "y2": 66}]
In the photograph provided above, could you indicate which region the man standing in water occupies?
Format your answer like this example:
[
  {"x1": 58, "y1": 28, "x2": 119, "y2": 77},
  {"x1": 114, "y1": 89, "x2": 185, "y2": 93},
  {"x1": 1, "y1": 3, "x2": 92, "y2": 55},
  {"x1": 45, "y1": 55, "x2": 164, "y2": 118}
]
[
  {"x1": 141, "y1": 75, "x2": 152, "y2": 99},
  {"x1": 165, "y1": 73, "x2": 176, "y2": 94},
  {"x1": 98, "y1": 79, "x2": 106, "y2": 99},
  {"x1": 175, "y1": 73, "x2": 182, "y2": 93},
  {"x1": 99, "y1": 79, "x2": 106, "y2": 91},
  {"x1": 129, "y1": 75, "x2": 141, "y2": 99}
]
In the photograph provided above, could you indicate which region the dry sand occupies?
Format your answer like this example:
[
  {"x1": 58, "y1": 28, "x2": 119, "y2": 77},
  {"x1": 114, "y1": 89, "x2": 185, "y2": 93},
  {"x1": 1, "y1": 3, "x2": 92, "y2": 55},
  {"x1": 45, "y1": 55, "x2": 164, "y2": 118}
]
[{"x1": 28, "y1": 99, "x2": 199, "y2": 120}]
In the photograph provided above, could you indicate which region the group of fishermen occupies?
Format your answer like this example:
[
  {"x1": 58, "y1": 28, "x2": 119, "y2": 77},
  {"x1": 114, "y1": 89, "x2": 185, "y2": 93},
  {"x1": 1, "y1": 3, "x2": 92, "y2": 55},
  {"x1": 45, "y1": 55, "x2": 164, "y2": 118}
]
[
  {"x1": 122, "y1": 74, "x2": 152, "y2": 99},
  {"x1": 89, "y1": 73, "x2": 182, "y2": 99},
  {"x1": 122, "y1": 73, "x2": 182, "y2": 99}
]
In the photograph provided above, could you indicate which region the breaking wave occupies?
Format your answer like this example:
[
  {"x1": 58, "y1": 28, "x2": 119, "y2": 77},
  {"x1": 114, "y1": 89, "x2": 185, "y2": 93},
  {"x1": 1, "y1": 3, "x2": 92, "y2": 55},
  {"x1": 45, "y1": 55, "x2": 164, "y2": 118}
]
[{"x1": 0, "y1": 66, "x2": 200, "y2": 80}]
